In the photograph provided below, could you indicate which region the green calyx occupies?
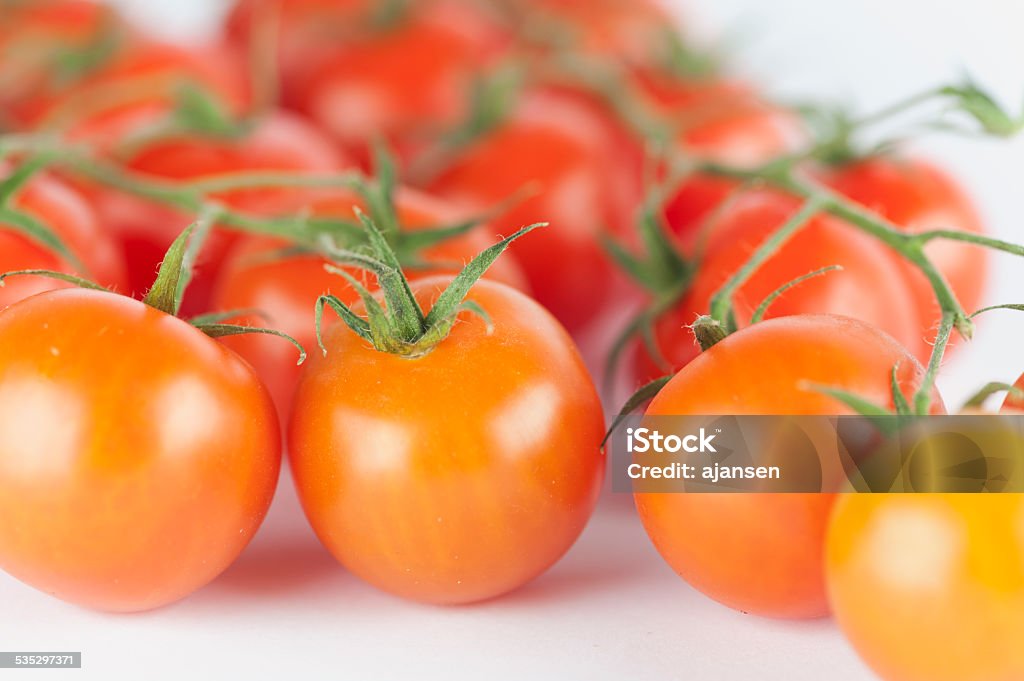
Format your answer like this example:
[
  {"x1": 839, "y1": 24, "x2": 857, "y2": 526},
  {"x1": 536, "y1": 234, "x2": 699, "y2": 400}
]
[{"x1": 316, "y1": 209, "x2": 543, "y2": 359}]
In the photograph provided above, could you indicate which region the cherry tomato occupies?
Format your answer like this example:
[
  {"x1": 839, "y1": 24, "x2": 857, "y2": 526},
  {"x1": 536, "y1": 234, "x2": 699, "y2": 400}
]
[
  {"x1": 633, "y1": 190, "x2": 925, "y2": 385},
  {"x1": 226, "y1": 0, "x2": 506, "y2": 167},
  {"x1": 641, "y1": 78, "x2": 801, "y2": 246},
  {"x1": 0, "y1": 0, "x2": 136, "y2": 128},
  {"x1": 428, "y1": 89, "x2": 642, "y2": 333},
  {"x1": 827, "y1": 493, "x2": 1024, "y2": 681},
  {"x1": 288, "y1": 276, "x2": 605, "y2": 604},
  {"x1": 503, "y1": 0, "x2": 676, "y2": 68},
  {"x1": 820, "y1": 157, "x2": 988, "y2": 338},
  {"x1": 79, "y1": 111, "x2": 344, "y2": 309},
  {"x1": 0, "y1": 169, "x2": 126, "y2": 311},
  {"x1": 0, "y1": 288, "x2": 280, "y2": 612},
  {"x1": 211, "y1": 187, "x2": 529, "y2": 420},
  {"x1": 635, "y1": 314, "x2": 943, "y2": 618}
]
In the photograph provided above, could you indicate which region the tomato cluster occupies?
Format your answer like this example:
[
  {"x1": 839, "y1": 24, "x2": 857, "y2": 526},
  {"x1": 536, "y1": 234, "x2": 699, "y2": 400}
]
[{"x1": 0, "y1": 2, "x2": 1022, "y2": 679}]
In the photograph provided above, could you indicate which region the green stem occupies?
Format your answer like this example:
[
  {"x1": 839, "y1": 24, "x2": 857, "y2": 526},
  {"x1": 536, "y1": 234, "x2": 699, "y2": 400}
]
[
  {"x1": 708, "y1": 196, "x2": 825, "y2": 325},
  {"x1": 912, "y1": 311, "x2": 955, "y2": 416}
]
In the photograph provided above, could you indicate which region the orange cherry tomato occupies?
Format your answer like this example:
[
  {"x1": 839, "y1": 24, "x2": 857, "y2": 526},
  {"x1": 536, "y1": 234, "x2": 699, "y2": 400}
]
[
  {"x1": 0, "y1": 288, "x2": 281, "y2": 612},
  {"x1": 211, "y1": 187, "x2": 529, "y2": 420},
  {"x1": 0, "y1": 169, "x2": 126, "y2": 311},
  {"x1": 288, "y1": 276, "x2": 605, "y2": 604},
  {"x1": 635, "y1": 314, "x2": 943, "y2": 618},
  {"x1": 820, "y1": 157, "x2": 988, "y2": 339},
  {"x1": 633, "y1": 189, "x2": 925, "y2": 386},
  {"x1": 827, "y1": 493, "x2": 1024, "y2": 681}
]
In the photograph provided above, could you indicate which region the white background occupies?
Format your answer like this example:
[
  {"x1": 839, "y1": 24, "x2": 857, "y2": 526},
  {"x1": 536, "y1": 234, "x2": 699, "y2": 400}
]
[{"x1": 2, "y1": 1, "x2": 1023, "y2": 680}]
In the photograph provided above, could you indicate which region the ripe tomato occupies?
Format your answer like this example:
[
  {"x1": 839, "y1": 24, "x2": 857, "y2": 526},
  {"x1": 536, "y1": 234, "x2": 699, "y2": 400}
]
[
  {"x1": 503, "y1": 0, "x2": 676, "y2": 68},
  {"x1": 288, "y1": 276, "x2": 605, "y2": 604},
  {"x1": 641, "y1": 78, "x2": 801, "y2": 247},
  {"x1": 635, "y1": 314, "x2": 942, "y2": 618},
  {"x1": 12, "y1": 37, "x2": 248, "y2": 134},
  {"x1": 0, "y1": 169, "x2": 126, "y2": 311},
  {"x1": 0, "y1": 0, "x2": 135, "y2": 128},
  {"x1": 428, "y1": 89, "x2": 642, "y2": 334},
  {"x1": 633, "y1": 190, "x2": 925, "y2": 385},
  {"x1": 212, "y1": 186, "x2": 529, "y2": 420},
  {"x1": 827, "y1": 494, "x2": 1024, "y2": 681},
  {"x1": 820, "y1": 157, "x2": 988, "y2": 336},
  {"x1": 227, "y1": 0, "x2": 506, "y2": 167},
  {"x1": 288, "y1": 4, "x2": 505, "y2": 167},
  {"x1": 0, "y1": 288, "x2": 280, "y2": 612},
  {"x1": 79, "y1": 111, "x2": 344, "y2": 308}
]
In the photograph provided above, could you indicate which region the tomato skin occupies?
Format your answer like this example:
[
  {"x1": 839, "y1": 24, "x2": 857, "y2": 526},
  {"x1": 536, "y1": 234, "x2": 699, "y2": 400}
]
[
  {"x1": 78, "y1": 111, "x2": 344, "y2": 308},
  {"x1": 633, "y1": 190, "x2": 925, "y2": 386},
  {"x1": 212, "y1": 187, "x2": 529, "y2": 420},
  {"x1": 635, "y1": 315, "x2": 942, "y2": 618},
  {"x1": 428, "y1": 89, "x2": 642, "y2": 333},
  {"x1": 286, "y1": 3, "x2": 506, "y2": 168},
  {"x1": 288, "y1": 277, "x2": 605, "y2": 604},
  {"x1": 0, "y1": 288, "x2": 281, "y2": 612},
  {"x1": 820, "y1": 157, "x2": 988, "y2": 336},
  {"x1": 0, "y1": 171, "x2": 126, "y2": 311},
  {"x1": 827, "y1": 494, "x2": 1024, "y2": 681}
]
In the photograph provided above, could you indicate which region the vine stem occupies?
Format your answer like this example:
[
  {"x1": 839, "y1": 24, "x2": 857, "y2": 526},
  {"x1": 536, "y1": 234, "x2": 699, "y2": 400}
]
[
  {"x1": 695, "y1": 159, "x2": 978, "y2": 340},
  {"x1": 913, "y1": 311, "x2": 954, "y2": 415},
  {"x1": 708, "y1": 196, "x2": 826, "y2": 325}
]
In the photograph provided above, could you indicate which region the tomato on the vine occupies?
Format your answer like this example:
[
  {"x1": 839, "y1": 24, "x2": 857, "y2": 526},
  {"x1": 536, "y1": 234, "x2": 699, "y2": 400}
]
[
  {"x1": 79, "y1": 111, "x2": 345, "y2": 309},
  {"x1": 0, "y1": 169, "x2": 126, "y2": 311},
  {"x1": 288, "y1": 219, "x2": 604, "y2": 604},
  {"x1": 635, "y1": 314, "x2": 943, "y2": 618},
  {"x1": 212, "y1": 186, "x2": 529, "y2": 420},
  {"x1": 633, "y1": 189, "x2": 925, "y2": 386},
  {"x1": 827, "y1": 493, "x2": 1024, "y2": 681},
  {"x1": 428, "y1": 89, "x2": 642, "y2": 334},
  {"x1": 820, "y1": 156, "x2": 988, "y2": 336},
  {"x1": 1005, "y1": 374, "x2": 1024, "y2": 412},
  {"x1": 0, "y1": 287, "x2": 281, "y2": 612},
  {"x1": 227, "y1": 0, "x2": 506, "y2": 168}
]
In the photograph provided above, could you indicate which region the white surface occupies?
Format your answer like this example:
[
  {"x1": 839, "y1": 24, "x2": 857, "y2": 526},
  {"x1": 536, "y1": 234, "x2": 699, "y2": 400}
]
[{"x1": 3, "y1": 2, "x2": 1023, "y2": 680}]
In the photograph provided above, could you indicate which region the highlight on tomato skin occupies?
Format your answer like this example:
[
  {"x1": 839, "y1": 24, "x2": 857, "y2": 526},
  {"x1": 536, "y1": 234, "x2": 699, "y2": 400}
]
[
  {"x1": 211, "y1": 186, "x2": 530, "y2": 422},
  {"x1": 0, "y1": 287, "x2": 282, "y2": 613},
  {"x1": 288, "y1": 276, "x2": 606, "y2": 605},
  {"x1": 0, "y1": 169, "x2": 127, "y2": 311},
  {"x1": 634, "y1": 314, "x2": 945, "y2": 619},
  {"x1": 826, "y1": 493, "x2": 1024, "y2": 681}
]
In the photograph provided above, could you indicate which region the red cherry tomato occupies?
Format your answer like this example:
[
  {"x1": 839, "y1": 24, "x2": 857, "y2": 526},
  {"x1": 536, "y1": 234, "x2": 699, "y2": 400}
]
[
  {"x1": 0, "y1": 288, "x2": 280, "y2": 612},
  {"x1": 428, "y1": 89, "x2": 642, "y2": 333},
  {"x1": 78, "y1": 111, "x2": 345, "y2": 309},
  {"x1": 820, "y1": 157, "x2": 988, "y2": 337},
  {"x1": 827, "y1": 494, "x2": 1024, "y2": 681},
  {"x1": 640, "y1": 78, "x2": 802, "y2": 246},
  {"x1": 211, "y1": 187, "x2": 529, "y2": 420},
  {"x1": 288, "y1": 276, "x2": 605, "y2": 604},
  {"x1": 635, "y1": 314, "x2": 943, "y2": 618},
  {"x1": 0, "y1": 169, "x2": 126, "y2": 311},
  {"x1": 0, "y1": 0, "x2": 137, "y2": 128},
  {"x1": 633, "y1": 189, "x2": 925, "y2": 385}
]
